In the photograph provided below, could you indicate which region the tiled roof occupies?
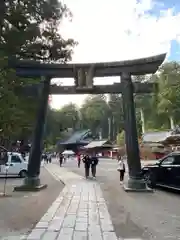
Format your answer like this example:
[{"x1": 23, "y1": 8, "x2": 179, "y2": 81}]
[
  {"x1": 84, "y1": 140, "x2": 112, "y2": 149},
  {"x1": 142, "y1": 131, "x2": 180, "y2": 143},
  {"x1": 142, "y1": 131, "x2": 171, "y2": 143},
  {"x1": 57, "y1": 129, "x2": 92, "y2": 145}
]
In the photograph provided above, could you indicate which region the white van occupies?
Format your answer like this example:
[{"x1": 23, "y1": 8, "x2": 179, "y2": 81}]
[{"x1": 0, "y1": 152, "x2": 28, "y2": 177}]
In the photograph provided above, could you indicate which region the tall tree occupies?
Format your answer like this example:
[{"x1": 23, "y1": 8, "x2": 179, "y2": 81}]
[
  {"x1": 60, "y1": 103, "x2": 80, "y2": 130},
  {"x1": 80, "y1": 95, "x2": 109, "y2": 136},
  {"x1": 0, "y1": 0, "x2": 76, "y2": 60},
  {"x1": 108, "y1": 94, "x2": 124, "y2": 140},
  {"x1": 157, "y1": 62, "x2": 180, "y2": 129},
  {"x1": 0, "y1": 0, "x2": 76, "y2": 146},
  {"x1": 133, "y1": 75, "x2": 154, "y2": 133}
]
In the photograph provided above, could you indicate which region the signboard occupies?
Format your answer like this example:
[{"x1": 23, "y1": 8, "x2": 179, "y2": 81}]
[{"x1": 75, "y1": 66, "x2": 94, "y2": 89}]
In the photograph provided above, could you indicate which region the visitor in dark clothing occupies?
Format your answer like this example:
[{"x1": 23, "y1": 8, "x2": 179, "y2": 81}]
[
  {"x1": 59, "y1": 153, "x2": 63, "y2": 167},
  {"x1": 42, "y1": 153, "x2": 48, "y2": 163},
  {"x1": 82, "y1": 155, "x2": 91, "y2": 178},
  {"x1": 91, "y1": 155, "x2": 99, "y2": 178}
]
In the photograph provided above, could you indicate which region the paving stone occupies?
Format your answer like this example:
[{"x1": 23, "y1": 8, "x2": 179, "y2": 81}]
[
  {"x1": 75, "y1": 222, "x2": 88, "y2": 231},
  {"x1": 101, "y1": 223, "x2": 114, "y2": 232},
  {"x1": 20, "y1": 235, "x2": 29, "y2": 240},
  {"x1": 25, "y1": 165, "x2": 118, "y2": 240},
  {"x1": 67, "y1": 206, "x2": 78, "y2": 214},
  {"x1": 100, "y1": 218, "x2": 114, "y2": 227},
  {"x1": 57, "y1": 227, "x2": 74, "y2": 240},
  {"x1": 79, "y1": 203, "x2": 88, "y2": 208},
  {"x1": 1, "y1": 236, "x2": 28, "y2": 240},
  {"x1": 55, "y1": 207, "x2": 67, "y2": 218},
  {"x1": 35, "y1": 221, "x2": 49, "y2": 229},
  {"x1": 103, "y1": 232, "x2": 118, "y2": 240},
  {"x1": 63, "y1": 215, "x2": 76, "y2": 228},
  {"x1": 48, "y1": 218, "x2": 63, "y2": 231},
  {"x1": 88, "y1": 224, "x2": 101, "y2": 234},
  {"x1": 41, "y1": 231, "x2": 59, "y2": 240},
  {"x1": 76, "y1": 217, "x2": 88, "y2": 223},
  {"x1": 73, "y1": 231, "x2": 88, "y2": 240},
  {"x1": 100, "y1": 217, "x2": 112, "y2": 225},
  {"x1": 77, "y1": 212, "x2": 88, "y2": 218},
  {"x1": 26, "y1": 229, "x2": 46, "y2": 239},
  {"x1": 88, "y1": 231, "x2": 103, "y2": 240},
  {"x1": 55, "y1": 197, "x2": 63, "y2": 203},
  {"x1": 88, "y1": 214, "x2": 100, "y2": 225},
  {"x1": 40, "y1": 214, "x2": 52, "y2": 223}
]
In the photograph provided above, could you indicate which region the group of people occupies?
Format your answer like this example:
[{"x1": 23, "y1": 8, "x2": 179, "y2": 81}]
[
  {"x1": 57, "y1": 150, "x2": 126, "y2": 183},
  {"x1": 57, "y1": 152, "x2": 99, "y2": 179},
  {"x1": 42, "y1": 152, "x2": 52, "y2": 163},
  {"x1": 81, "y1": 153, "x2": 126, "y2": 182},
  {"x1": 82, "y1": 154, "x2": 99, "y2": 179}
]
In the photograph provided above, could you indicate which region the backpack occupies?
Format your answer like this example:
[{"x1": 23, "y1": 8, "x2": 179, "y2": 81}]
[{"x1": 91, "y1": 156, "x2": 98, "y2": 166}]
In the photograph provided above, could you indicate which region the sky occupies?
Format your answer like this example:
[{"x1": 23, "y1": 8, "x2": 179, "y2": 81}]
[{"x1": 50, "y1": 0, "x2": 180, "y2": 109}]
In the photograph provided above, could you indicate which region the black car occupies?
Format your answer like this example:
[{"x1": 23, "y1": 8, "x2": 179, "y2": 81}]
[{"x1": 142, "y1": 151, "x2": 180, "y2": 190}]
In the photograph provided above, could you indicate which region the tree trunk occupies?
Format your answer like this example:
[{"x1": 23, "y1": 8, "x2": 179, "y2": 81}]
[
  {"x1": 169, "y1": 116, "x2": 174, "y2": 129},
  {"x1": 140, "y1": 109, "x2": 145, "y2": 133},
  {"x1": 108, "y1": 117, "x2": 111, "y2": 140},
  {"x1": 99, "y1": 129, "x2": 102, "y2": 140}
]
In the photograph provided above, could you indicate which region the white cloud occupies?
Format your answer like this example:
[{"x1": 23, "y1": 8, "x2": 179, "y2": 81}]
[{"x1": 51, "y1": 0, "x2": 180, "y2": 109}]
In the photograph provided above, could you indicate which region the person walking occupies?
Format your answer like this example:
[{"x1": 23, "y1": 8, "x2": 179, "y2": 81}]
[
  {"x1": 91, "y1": 154, "x2": 99, "y2": 179},
  {"x1": 48, "y1": 153, "x2": 52, "y2": 163},
  {"x1": 77, "y1": 153, "x2": 81, "y2": 168},
  {"x1": 117, "y1": 157, "x2": 126, "y2": 184},
  {"x1": 59, "y1": 153, "x2": 64, "y2": 167},
  {"x1": 82, "y1": 154, "x2": 91, "y2": 179},
  {"x1": 43, "y1": 153, "x2": 48, "y2": 164}
]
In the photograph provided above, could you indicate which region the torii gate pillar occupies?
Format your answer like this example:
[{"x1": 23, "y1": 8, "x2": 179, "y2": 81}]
[{"x1": 121, "y1": 73, "x2": 149, "y2": 191}]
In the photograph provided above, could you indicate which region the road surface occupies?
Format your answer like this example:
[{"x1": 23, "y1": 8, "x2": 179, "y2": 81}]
[{"x1": 53, "y1": 157, "x2": 180, "y2": 240}]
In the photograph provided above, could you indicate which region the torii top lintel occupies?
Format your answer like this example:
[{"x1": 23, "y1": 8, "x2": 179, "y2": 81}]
[{"x1": 9, "y1": 53, "x2": 166, "y2": 78}]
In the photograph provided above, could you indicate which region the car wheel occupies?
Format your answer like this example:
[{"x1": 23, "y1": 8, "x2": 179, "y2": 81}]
[
  {"x1": 144, "y1": 172, "x2": 155, "y2": 188},
  {"x1": 19, "y1": 170, "x2": 27, "y2": 178}
]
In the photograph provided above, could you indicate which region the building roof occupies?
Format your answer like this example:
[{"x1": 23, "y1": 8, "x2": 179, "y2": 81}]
[
  {"x1": 83, "y1": 140, "x2": 112, "y2": 149},
  {"x1": 142, "y1": 131, "x2": 171, "y2": 143},
  {"x1": 142, "y1": 131, "x2": 180, "y2": 144},
  {"x1": 57, "y1": 129, "x2": 92, "y2": 145}
]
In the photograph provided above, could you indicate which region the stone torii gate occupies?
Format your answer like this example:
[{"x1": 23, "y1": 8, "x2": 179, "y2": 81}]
[{"x1": 9, "y1": 53, "x2": 166, "y2": 192}]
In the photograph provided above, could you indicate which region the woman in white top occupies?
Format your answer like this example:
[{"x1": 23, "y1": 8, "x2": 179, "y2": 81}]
[{"x1": 117, "y1": 156, "x2": 126, "y2": 183}]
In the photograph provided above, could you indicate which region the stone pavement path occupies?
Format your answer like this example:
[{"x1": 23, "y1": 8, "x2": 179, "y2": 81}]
[{"x1": 24, "y1": 164, "x2": 119, "y2": 240}]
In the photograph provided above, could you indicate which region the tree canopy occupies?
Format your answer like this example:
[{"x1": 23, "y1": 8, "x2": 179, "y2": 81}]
[{"x1": 0, "y1": 0, "x2": 76, "y2": 147}]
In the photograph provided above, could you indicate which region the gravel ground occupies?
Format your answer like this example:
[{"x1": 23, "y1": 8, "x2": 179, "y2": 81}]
[
  {"x1": 100, "y1": 179, "x2": 180, "y2": 240},
  {"x1": 0, "y1": 166, "x2": 64, "y2": 239}
]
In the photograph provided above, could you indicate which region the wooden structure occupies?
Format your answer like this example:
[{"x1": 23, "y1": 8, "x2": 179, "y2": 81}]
[
  {"x1": 9, "y1": 53, "x2": 165, "y2": 192},
  {"x1": 82, "y1": 140, "x2": 112, "y2": 153},
  {"x1": 57, "y1": 129, "x2": 93, "y2": 153}
]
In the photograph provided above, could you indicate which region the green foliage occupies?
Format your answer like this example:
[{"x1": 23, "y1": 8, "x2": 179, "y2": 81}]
[
  {"x1": 0, "y1": 0, "x2": 76, "y2": 147},
  {"x1": 80, "y1": 95, "x2": 109, "y2": 134},
  {"x1": 60, "y1": 103, "x2": 80, "y2": 129},
  {"x1": 0, "y1": 0, "x2": 76, "y2": 61},
  {"x1": 116, "y1": 131, "x2": 125, "y2": 146}
]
